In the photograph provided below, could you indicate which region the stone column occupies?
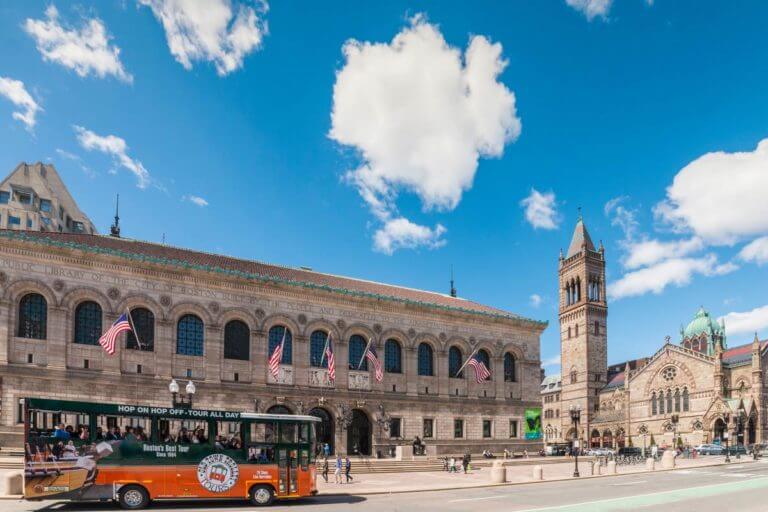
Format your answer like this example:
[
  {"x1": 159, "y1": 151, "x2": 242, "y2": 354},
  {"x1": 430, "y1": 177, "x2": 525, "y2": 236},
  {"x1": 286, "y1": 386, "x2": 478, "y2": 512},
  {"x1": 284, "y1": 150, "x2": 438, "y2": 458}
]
[
  {"x1": 252, "y1": 330, "x2": 266, "y2": 385},
  {"x1": 437, "y1": 349, "x2": 448, "y2": 397},
  {"x1": 293, "y1": 334, "x2": 309, "y2": 387},
  {"x1": 405, "y1": 347, "x2": 417, "y2": 396},
  {"x1": 494, "y1": 354, "x2": 505, "y2": 400},
  {"x1": 336, "y1": 339, "x2": 350, "y2": 392},
  {"x1": 0, "y1": 299, "x2": 9, "y2": 365},
  {"x1": 155, "y1": 319, "x2": 173, "y2": 378},
  {"x1": 204, "y1": 324, "x2": 222, "y2": 383},
  {"x1": 46, "y1": 306, "x2": 68, "y2": 370}
]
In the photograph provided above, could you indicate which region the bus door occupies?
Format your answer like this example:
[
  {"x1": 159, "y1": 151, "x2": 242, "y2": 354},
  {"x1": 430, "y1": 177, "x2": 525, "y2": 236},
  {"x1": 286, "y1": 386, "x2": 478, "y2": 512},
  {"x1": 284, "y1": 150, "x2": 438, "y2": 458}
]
[{"x1": 277, "y1": 448, "x2": 298, "y2": 496}]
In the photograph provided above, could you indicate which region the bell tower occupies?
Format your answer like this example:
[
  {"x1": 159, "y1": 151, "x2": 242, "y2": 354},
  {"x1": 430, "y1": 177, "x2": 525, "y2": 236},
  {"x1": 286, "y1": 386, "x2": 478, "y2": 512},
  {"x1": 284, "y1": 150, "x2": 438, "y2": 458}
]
[{"x1": 559, "y1": 214, "x2": 608, "y2": 442}]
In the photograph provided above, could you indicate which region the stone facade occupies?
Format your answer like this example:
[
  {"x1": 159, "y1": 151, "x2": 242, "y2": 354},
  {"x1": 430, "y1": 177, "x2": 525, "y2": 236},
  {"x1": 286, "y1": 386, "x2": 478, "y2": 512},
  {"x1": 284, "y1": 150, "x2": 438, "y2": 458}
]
[
  {"x1": 544, "y1": 219, "x2": 767, "y2": 450},
  {"x1": 0, "y1": 229, "x2": 546, "y2": 456}
]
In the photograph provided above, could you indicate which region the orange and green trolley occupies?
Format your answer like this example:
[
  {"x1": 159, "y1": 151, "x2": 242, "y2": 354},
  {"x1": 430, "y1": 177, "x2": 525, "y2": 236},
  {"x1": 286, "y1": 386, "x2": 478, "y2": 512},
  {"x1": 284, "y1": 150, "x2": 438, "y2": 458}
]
[{"x1": 23, "y1": 398, "x2": 320, "y2": 508}]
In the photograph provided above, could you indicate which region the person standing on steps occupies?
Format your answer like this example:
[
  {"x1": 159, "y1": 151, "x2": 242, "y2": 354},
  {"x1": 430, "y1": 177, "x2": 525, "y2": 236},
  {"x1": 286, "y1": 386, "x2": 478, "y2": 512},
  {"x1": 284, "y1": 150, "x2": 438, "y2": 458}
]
[{"x1": 322, "y1": 457, "x2": 329, "y2": 482}]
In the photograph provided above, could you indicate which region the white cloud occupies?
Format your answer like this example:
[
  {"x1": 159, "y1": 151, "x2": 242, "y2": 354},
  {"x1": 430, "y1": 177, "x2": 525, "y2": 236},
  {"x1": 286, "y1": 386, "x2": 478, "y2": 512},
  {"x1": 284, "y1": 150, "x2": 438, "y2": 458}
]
[
  {"x1": 521, "y1": 189, "x2": 559, "y2": 230},
  {"x1": 565, "y1": 0, "x2": 613, "y2": 20},
  {"x1": 739, "y1": 236, "x2": 768, "y2": 266},
  {"x1": 529, "y1": 294, "x2": 543, "y2": 308},
  {"x1": 623, "y1": 237, "x2": 704, "y2": 270},
  {"x1": 183, "y1": 195, "x2": 209, "y2": 207},
  {"x1": 604, "y1": 196, "x2": 638, "y2": 241},
  {"x1": 373, "y1": 217, "x2": 446, "y2": 255},
  {"x1": 330, "y1": 15, "x2": 520, "y2": 253},
  {"x1": 719, "y1": 305, "x2": 768, "y2": 336},
  {"x1": 138, "y1": 0, "x2": 268, "y2": 76},
  {"x1": 74, "y1": 126, "x2": 149, "y2": 188},
  {"x1": 608, "y1": 254, "x2": 737, "y2": 300},
  {"x1": 0, "y1": 76, "x2": 41, "y2": 130},
  {"x1": 24, "y1": 5, "x2": 132, "y2": 82},
  {"x1": 541, "y1": 354, "x2": 561, "y2": 368},
  {"x1": 655, "y1": 138, "x2": 768, "y2": 245}
]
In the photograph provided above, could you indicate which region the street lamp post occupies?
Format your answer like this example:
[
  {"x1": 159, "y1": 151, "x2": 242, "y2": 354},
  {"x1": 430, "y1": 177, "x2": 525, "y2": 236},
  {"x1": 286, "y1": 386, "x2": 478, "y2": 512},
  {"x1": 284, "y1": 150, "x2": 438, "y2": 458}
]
[
  {"x1": 570, "y1": 404, "x2": 581, "y2": 478},
  {"x1": 724, "y1": 431, "x2": 730, "y2": 463},
  {"x1": 169, "y1": 379, "x2": 196, "y2": 409},
  {"x1": 736, "y1": 409, "x2": 745, "y2": 461},
  {"x1": 671, "y1": 414, "x2": 679, "y2": 452}
]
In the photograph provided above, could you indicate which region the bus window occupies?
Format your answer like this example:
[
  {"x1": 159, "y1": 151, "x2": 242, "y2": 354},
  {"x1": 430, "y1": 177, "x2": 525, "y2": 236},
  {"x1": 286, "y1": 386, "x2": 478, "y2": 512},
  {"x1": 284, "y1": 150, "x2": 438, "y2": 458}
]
[
  {"x1": 247, "y1": 445, "x2": 275, "y2": 464},
  {"x1": 280, "y1": 422, "x2": 298, "y2": 444},
  {"x1": 299, "y1": 423, "x2": 310, "y2": 443},
  {"x1": 163, "y1": 419, "x2": 209, "y2": 444},
  {"x1": 215, "y1": 421, "x2": 242, "y2": 451},
  {"x1": 96, "y1": 415, "x2": 151, "y2": 442},
  {"x1": 250, "y1": 421, "x2": 278, "y2": 443}
]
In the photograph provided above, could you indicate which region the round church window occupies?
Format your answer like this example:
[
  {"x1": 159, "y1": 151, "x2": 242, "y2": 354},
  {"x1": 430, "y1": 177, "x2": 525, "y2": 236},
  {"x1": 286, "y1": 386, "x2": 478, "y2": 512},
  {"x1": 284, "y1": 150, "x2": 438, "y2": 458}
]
[{"x1": 662, "y1": 367, "x2": 677, "y2": 381}]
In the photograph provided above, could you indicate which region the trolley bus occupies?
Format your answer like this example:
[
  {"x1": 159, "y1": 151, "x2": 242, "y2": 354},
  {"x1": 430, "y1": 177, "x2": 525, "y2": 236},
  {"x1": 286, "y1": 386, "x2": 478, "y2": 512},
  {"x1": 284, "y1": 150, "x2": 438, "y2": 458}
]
[{"x1": 23, "y1": 398, "x2": 320, "y2": 508}]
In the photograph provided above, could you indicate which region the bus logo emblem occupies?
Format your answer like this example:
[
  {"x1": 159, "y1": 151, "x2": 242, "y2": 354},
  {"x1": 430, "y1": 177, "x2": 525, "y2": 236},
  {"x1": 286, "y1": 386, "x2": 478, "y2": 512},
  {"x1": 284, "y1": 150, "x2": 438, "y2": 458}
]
[{"x1": 197, "y1": 454, "x2": 239, "y2": 493}]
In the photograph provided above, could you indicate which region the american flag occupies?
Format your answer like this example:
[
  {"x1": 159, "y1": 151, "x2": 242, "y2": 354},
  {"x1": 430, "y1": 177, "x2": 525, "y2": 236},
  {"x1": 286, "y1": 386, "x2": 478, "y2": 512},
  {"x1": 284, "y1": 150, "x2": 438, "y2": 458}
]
[
  {"x1": 268, "y1": 329, "x2": 287, "y2": 380},
  {"x1": 325, "y1": 334, "x2": 336, "y2": 383},
  {"x1": 98, "y1": 313, "x2": 131, "y2": 355},
  {"x1": 365, "y1": 344, "x2": 383, "y2": 382},
  {"x1": 467, "y1": 354, "x2": 491, "y2": 383}
]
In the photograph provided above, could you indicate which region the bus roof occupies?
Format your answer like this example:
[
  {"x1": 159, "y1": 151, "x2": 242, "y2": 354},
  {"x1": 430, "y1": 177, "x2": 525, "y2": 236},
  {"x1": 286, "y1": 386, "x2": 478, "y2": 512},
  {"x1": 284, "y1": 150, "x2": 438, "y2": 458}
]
[{"x1": 26, "y1": 398, "x2": 319, "y2": 422}]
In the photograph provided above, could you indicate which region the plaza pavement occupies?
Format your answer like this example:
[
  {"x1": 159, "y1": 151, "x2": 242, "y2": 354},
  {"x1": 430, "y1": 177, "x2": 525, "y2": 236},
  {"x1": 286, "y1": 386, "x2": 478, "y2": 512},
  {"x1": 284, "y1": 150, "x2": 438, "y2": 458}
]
[{"x1": 317, "y1": 455, "x2": 752, "y2": 495}]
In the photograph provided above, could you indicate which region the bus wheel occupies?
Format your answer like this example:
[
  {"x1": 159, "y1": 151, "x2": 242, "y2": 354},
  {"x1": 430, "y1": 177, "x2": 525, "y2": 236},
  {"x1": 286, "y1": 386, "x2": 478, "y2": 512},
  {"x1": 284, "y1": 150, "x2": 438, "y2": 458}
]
[
  {"x1": 118, "y1": 485, "x2": 150, "y2": 510},
  {"x1": 249, "y1": 485, "x2": 275, "y2": 506}
]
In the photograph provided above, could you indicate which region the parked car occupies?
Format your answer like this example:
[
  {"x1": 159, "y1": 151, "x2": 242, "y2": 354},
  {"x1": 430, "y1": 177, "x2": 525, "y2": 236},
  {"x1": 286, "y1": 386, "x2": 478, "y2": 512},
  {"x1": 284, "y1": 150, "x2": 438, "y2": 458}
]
[
  {"x1": 694, "y1": 444, "x2": 723, "y2": 455},
  {"x1": 588, "y1": 448, "x2": 614, "y2": 457},
  {"x1": 618, "y1": 447, "x2": 642, "y2": 456},
  {"x1": 725, "y1": 445, "x2": 748, "y2": 456}
]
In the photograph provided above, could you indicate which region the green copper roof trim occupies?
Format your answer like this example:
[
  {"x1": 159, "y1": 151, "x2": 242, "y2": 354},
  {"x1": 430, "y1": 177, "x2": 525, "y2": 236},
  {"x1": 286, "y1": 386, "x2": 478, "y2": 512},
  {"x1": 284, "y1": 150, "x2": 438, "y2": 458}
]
[{"x1": 0, "y1": 231, "x2": 547, "y2": 326}]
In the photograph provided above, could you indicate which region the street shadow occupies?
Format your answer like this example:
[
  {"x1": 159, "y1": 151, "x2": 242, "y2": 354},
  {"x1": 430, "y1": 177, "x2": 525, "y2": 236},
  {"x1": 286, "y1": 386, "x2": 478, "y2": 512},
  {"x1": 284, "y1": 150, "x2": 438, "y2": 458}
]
[{"x1": 30, "y1": 495, "x2": 367, "y2": 511}]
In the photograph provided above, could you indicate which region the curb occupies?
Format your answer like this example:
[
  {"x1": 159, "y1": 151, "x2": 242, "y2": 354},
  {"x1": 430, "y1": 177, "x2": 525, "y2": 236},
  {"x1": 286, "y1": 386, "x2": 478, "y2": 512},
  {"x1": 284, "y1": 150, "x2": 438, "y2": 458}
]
[{"x1": 318, "y1": 458, "x2": 759, "y2": 497}]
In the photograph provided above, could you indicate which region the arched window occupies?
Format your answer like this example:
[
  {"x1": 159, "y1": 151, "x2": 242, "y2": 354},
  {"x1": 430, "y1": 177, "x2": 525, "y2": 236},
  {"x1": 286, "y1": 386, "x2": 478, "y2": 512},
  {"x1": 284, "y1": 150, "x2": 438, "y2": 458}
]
[
  {"x1": 666, "y1": 390, "x2": 673, "y2": 413},
  {"x1": 384, "y1": 339, "x2": 402, "y2": 374},
  {"x1": 268, "y1": 325, "x2": 292, "y2": 365},
  {"x1": 224, "y1": 320, "x2": 250, "y2": 360},
  {"x1": 74, "y1": 301, "x2": 102, "y2": 345},
  {"x1": 309, "y1": 330, "x2": 328, "y2": 368},
  {"x1": 570, "y1": 368, "x2": 578, "y2": 384},
  {"x1": 651, "y1": 392, "x2": 657, "y2": 415},
  {"x1": 348, "y1": 334, "x2": 367, "y2": 371},
  {"x1": 674, "y1": 389, "x2": 681, "y2": 412},
  {"x1": 126, "y1": 307, "x2": 154, "y2": 351},
  {"x1": 476, "y1": 349, "x2": 491, "y2": 373},
  {"x1": 18, "y1": 293, "x2": 47, "y2": 339},
  {"x1": 177, "y1": 314, "x2": 204, "y2": 356},
  {"x1": 658, "y1": 392, "x2": 665, "y2": 414},
  {"x1": 682, "y1": 388, "x2": 689, "y2": 412},
  {"x1": 448, "y1": 346, "x2": 463, "y2": 378},
  {"x1": 418, "y1": 343, "x2": 434, "y2": 376},
  {"x1": 504, "y1": 353, "x2": 516, "y2": 382}
]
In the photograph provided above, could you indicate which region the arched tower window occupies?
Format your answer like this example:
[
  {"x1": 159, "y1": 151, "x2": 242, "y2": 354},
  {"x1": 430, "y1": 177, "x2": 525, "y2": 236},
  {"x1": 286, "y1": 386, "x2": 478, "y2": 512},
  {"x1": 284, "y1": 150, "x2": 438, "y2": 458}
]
[
  {"x1": 268, "y1": 325, "x2": 292, "y2": 365},
  {"x1": 74, "y1": 301, "x2": 102, "y2": 345},
  {"x1": 348, "y1": 334, "x2": 367, "y2": 371},
  {"x1": 418, "y1": 343, "x2": 434, "y2": 376},
  {"x1": 224, "y1": 320, "x2": 250, "y2": 360},
  {"x1": 504, "y1": 353, "x2": 516, "y2": 382},
  {"x1": 18, "y1": 293, "x2": 47, "y2": 339},
  {"x1": 666, "y1": 390, "x2": 673, "y2": 413},
  {"x1": 177, "y1": 314, "x2": 204, "y2": 356},
  {"x1": 658, "y1": 392, "x2": 665, "y2": 414},
  {"x1": 449, "y1": 346, "x2": 463, "y2": 378},
  {"x1": 126, "y1": 307, "x2": 154, "y2": 351},
  {"x1": 309, "y1": 330, "x2": 328, "y2": 368},
  {"x1": 682, "y1": 388, "x2": 689, "y2": 411},
  {"x1": 384, "y1": 339, "x2": 402, "y2": 374},
  {"x1": 674, "y1": 389, "x2": 681, "y2": 412},
  {"x1": 651, "y1": 392, "x2": 657, "y2": 415}
]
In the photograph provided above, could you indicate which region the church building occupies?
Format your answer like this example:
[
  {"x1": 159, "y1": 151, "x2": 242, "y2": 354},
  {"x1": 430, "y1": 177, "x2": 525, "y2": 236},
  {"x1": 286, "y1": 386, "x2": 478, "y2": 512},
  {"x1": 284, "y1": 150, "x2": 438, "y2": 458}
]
[{"x1": 543, "y1": 218, "x2": 766, "y2": 450}]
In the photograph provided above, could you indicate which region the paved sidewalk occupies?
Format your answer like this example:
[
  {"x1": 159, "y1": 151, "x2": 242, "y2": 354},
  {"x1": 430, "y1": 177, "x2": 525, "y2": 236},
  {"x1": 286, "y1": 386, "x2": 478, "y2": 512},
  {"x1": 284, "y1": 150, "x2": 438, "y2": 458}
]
[{"x1": 317, "y1": 455, "x2": 754, "y2": 495}]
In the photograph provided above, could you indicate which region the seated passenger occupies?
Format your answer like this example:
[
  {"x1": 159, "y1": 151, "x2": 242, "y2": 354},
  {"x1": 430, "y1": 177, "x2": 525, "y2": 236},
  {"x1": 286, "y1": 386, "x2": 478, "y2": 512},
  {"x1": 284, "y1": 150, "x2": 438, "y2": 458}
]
[
  {"x1": 94, "y1": 427, "x2": 104, "y2": 442},
  {"x1": 53, "y1": 423, "x2": 70, "y2": 440}
]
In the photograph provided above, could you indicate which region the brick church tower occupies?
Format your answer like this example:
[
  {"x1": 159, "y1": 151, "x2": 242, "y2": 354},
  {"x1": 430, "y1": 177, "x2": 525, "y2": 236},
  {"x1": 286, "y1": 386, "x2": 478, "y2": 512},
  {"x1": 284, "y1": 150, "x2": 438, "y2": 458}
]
[{"x1": 559, "y1": 215, "x2": 608, "y2": 442}]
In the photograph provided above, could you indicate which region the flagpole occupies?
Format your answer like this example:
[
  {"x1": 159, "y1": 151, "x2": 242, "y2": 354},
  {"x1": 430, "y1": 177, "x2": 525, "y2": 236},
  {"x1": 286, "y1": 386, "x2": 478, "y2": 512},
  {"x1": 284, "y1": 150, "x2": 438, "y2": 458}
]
[
  {"x1": 455, "y1": 347, "x2": 479, "y2": 377},
  {"x1": 125, "y1": 308, "x2": 143, "y2": 350},
  {"x1": 319, "y1": 332, "x2": 330, "y2": 366},
  {"x1": 358, "y1": 337, "x2": 372, "y2": 370}
]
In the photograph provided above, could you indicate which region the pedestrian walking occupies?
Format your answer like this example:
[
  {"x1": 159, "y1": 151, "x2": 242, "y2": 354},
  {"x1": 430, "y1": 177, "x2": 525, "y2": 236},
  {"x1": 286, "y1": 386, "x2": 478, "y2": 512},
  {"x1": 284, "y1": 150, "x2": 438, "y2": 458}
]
[
  {"x1": 344, "y1": 456, "x2": 353, "y2": 483},
  {"x1": 462, "y1": 454, "x2": 468, "y2": 474},
  {"x1": 448, "y1": 457, "x2": 456, "y2": 473},
  {"x1": 323, "y1": 442, "x2": 331, "y2": 457},
  {"x1": 334, "y1": 455, "x2": 342, "y2": 484},
  {"x1": 322, "y1": 457, "x2": 329, "y2": 482}
]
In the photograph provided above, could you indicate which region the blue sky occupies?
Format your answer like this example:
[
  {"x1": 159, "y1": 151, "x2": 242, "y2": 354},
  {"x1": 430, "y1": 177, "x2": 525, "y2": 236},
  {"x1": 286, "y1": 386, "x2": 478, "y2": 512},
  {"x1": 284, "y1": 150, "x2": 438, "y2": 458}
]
[{"x1": 1, "y1": 0, "x2": 768, "y2": 375}]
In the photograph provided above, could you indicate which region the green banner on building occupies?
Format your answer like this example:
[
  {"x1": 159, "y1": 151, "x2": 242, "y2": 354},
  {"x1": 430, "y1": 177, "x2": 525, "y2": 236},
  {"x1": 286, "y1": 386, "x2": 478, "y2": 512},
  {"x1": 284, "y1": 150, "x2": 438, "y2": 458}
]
[{"x1": 524, "y1": 408, "x2": 542, "y2": 440}]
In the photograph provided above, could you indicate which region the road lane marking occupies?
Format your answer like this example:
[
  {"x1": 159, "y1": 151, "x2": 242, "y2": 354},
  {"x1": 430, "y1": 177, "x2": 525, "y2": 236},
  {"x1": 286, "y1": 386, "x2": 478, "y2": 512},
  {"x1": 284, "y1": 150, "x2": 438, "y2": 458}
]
[
  {"x1": 512, "y1": 476, "x2": 768, "y2": 512},
  {"x1": 610, "y1": 480, "x2": 647, "y2": 486}
]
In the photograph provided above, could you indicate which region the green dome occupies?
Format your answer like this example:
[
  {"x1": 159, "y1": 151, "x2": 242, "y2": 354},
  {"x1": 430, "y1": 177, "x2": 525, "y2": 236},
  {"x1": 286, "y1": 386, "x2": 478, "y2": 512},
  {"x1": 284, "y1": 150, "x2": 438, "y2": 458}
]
[{"x1": 681, "y1": 307, "x2": 725, "y2": 342}]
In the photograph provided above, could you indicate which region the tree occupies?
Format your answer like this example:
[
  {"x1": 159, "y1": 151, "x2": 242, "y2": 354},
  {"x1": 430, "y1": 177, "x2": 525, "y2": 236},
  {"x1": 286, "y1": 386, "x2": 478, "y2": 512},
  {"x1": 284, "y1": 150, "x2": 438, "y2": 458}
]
[{"x1": 650, "y1": 433, "x2": 656, "y2": 446}]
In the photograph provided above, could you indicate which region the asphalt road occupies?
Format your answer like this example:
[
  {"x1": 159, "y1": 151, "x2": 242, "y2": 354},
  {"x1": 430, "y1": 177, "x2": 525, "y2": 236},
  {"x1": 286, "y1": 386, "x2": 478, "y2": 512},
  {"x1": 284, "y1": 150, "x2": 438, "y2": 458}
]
[{"x1": 8, "y1": 459, "x2": 768, "y2": 512}]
